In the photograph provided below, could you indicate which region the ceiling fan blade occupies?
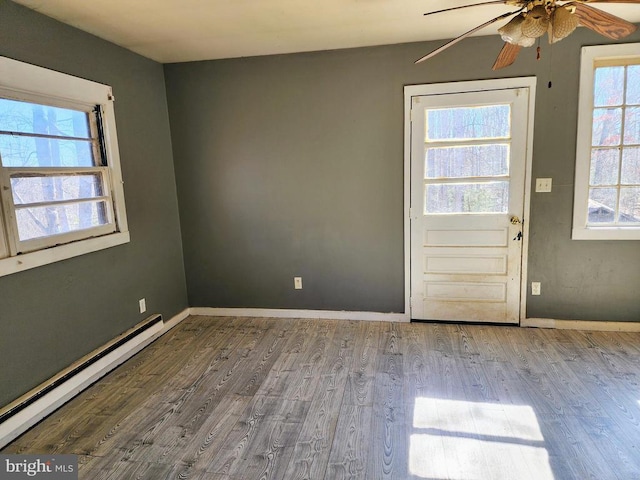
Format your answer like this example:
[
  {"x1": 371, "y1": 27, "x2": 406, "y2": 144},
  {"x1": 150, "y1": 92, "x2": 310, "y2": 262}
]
[
  {"x1": 567, "y1": 1, "x2": 638, "y2": 39},
  {"x1": 492, "y1": 42, "x2": 522, "y2": 70},
  {"x1": 424, "y1": 1, "x2": 511, "y2": 17},
  {"x1": 415, "y1": 10, "x2": 522, "y2": 64}
]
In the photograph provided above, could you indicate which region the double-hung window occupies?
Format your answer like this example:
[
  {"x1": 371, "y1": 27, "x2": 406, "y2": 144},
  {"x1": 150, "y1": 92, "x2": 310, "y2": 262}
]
[
  {"x1": 0, "y1": 57, "x2": 129, "y2": 275},
  {"x1": 573, "y1": 43, "x2": 640, "y2": 240}
]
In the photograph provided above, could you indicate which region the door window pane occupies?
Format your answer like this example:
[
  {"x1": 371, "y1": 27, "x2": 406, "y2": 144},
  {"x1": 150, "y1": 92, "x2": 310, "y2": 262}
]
[
  {"x1": 426, "y1": 144, "x2": 509, "y2": 179},
  {"x1": 425, "y1": 182, "x2": 509, "y2": 214},
  {"x1": 426, "y1": 105, "x2": 510, "y2": 141}
]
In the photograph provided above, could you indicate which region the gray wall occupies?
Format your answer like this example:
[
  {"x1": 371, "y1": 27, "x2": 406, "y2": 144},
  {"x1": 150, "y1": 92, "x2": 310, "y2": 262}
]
[
  {"x1": 1, "y1": 3, "x2": 638, "y2": 410},
  {"x1": 0, "y1": 2, "x2": 188, "y2": 406},
  {"x1": 165, "y1": 28, "x2": 640, "y2": 321}
]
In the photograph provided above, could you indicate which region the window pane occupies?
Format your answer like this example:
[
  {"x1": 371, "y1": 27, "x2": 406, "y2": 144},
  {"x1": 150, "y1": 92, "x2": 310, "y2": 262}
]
[
  {"x1": 594, "y1": 67, "x2": 624, "y2": 107},
  {"x1": 588, "y1": 188, "x2": 618, "y2": 223},
  {"x1": 15, "y1": 200, "x2": 110, "y2": 241},
  {"x1": 425, "y1": 144, "x2": 509, "y2": 179},
  {"x1": 0, "y1": 134, "x2": 94, "y2": 167},
  {"x1": 619, "y1": 187, "x2": 640, "y2": 222},
  {"x1": 11, "y1": 174, "x2": 104, "y2": 205},
  {"x1": 426, "y1": 105, "x2": 510, "y2": 141},
  {"x1": 621, "y1": 147, "x2": 640, "y2": 184},
  {"x1": 592, "y1": 108, "x2": 622, "y2": 146},
  {"x1": 590, "y1": 148, "x2": 620, "y2": 185},
  {"x1": 425, "y1": 182, "x2": 509, "y2": 214},
  {"x1": 626, "y1": 65, "x2": 640, "y2": 105},
  {"x1": 624, "y1": 106, "x2": 640, "y2": 144},
  {"x1": 0, "y1": 98, "x2": 91, "y2": 138}
]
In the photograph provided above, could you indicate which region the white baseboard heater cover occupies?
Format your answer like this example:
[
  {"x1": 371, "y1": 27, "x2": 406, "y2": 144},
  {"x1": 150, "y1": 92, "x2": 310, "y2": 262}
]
[{"x1": 0, "y1": 314, "x2": 164, "y2": 449}]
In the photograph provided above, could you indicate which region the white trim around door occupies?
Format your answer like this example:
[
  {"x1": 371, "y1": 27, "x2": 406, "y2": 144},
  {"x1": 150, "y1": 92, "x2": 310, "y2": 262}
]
[{"x1": 404, "y1": 77, "x2": 536, "y2": 323}]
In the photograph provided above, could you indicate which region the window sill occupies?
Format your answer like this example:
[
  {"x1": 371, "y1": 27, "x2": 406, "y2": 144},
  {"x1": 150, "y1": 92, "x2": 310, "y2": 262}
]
[
  {"x1": 572, "y1": 227, "x2": 640, "y2": 241},
  {"x1": 0, "y1": 231, "x2": 130, "y2": 277}
]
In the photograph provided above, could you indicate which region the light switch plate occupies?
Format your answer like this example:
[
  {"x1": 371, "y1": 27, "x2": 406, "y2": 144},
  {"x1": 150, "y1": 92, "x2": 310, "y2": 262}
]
[{"x1": 536, "y1": 178, "x2": 552, "y2": 193}]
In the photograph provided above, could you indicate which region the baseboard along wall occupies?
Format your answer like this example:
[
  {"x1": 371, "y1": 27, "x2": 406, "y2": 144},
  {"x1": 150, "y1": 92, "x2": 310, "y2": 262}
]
[
  {"x1": 522, "y1": 317, "x2": 640, "y2": 332},
  {"x1": 0, "y1": 308, "x2": 190, "y2": 449},
  {"x1": 2, "y1": 307, "x2": 638, "y2": 449},
  {"x1": 188, "y1": 307, "x2": 410, "y2": 323}
]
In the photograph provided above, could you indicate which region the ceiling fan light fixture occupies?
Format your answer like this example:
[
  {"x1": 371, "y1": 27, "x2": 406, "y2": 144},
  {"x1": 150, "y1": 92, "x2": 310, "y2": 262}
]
[
  {"x1": 517, "y1": 35, "x2": 537, "y2": 47},
  {"x1": 521, "y1": 5, "x2": 550, "y2": 38},
  {"x1": 418, "y1": 0, "x2": 640, "y2": 70},
  {"x1": 498, "y1": 14, "x2": 537, "y2": 46},
  {"x1": 498, "y1": 14, "x2": 525, "y2": 40},
  {"x1": 548, "y1": 5, "x2": 579, "y2": 43}
]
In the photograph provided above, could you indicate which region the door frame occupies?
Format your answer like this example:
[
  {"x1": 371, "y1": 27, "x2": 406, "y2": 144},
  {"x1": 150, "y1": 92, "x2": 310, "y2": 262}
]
[{"x1": 404, "y1": 77, "x2": 537, "y2": 323}]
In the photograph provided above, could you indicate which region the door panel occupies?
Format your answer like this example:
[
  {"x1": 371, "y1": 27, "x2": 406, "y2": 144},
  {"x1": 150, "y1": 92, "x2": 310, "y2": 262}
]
[{"x1": 410, "y1": 87, "x2": 530, "y2": 323}]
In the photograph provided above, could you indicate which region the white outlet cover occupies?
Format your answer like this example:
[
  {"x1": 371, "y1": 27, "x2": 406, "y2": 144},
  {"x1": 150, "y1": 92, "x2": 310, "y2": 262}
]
[
  {"x1": 535, "y1": 178, "x2": 552, "y2": 193},
  {"x1": 139, "y1": 298, "x2": 146, "y2": 313}
]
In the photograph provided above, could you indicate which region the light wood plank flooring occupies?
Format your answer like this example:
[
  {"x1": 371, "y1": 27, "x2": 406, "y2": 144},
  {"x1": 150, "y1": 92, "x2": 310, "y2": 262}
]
[{"x1": 3, "y1": 316, "x2": 640, "y2": 479}]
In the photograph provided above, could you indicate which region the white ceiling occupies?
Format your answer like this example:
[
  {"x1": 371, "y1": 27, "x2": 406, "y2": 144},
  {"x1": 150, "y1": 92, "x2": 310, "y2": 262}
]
[{"x1": 12, "y1": 0, "x2": 640, "y2": 64}]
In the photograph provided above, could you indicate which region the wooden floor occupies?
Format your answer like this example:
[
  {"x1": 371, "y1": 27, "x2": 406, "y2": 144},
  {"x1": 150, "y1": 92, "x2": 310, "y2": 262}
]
[{"x1": 3, "y1": 316, "x2": 640, "y2": 479}]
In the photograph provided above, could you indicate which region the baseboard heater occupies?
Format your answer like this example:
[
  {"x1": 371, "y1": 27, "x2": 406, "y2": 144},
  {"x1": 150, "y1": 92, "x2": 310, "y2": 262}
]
[{"x1": 0, "y1": 314, "x2": 164, "y2": 448}]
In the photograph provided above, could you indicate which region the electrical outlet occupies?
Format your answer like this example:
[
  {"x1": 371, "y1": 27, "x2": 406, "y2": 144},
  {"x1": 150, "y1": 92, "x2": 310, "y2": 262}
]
[
  {"x1": 531, "y1": 282, "x2": 541, "y2": 296},
  {"x1": 294, "y1": 277, "x2": 303, "y2": 290},
  {"x1": 535, "y1": 178, "x2": 552, "y2": 193},
  {"x1": 139, "y1": 298, "x2": 147, "y2": 313}
]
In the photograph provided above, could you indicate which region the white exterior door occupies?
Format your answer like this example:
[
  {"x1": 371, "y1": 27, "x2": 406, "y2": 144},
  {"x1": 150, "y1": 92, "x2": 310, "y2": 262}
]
[{"x1": 409, "y1": 84, "x2": 533, "y2": 323}]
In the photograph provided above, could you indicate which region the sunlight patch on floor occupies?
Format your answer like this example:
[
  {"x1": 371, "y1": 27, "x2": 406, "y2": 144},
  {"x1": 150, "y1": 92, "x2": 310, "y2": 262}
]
[{"x1": 409, "y1": 398, "x2": 554, "y2": 480}]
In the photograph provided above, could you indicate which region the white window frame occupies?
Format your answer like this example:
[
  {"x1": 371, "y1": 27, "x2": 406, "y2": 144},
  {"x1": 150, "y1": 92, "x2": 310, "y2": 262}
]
[
  {"x1": 0, "y1": 57, "x2": 129, "y2": 276},
  {"x1": 573, "y1": 43, "x2": 640, "y2": 240}
]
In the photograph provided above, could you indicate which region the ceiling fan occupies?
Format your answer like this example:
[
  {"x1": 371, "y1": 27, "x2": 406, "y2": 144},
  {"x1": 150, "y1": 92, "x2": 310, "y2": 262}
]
[{"x1": 416, "y1": 0, "x2": 640, "y2": 70}]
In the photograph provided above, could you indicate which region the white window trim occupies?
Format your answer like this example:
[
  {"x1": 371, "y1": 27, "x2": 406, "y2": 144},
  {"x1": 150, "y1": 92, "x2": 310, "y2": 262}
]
[
  {"x1": 573, "y1": 43, "x2": 640, "y2": 240},
  {"x1": 0, "y1": 57, "x2": 129, "y2": 276}
]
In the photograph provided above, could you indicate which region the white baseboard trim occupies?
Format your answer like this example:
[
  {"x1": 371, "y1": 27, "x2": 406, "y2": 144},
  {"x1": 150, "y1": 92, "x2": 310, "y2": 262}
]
[
  {"x1": 189, "y1": 307, "x2": 410, "y2": 323},
  {"x1": 522, "y1": 318, "x2": 640, "y2": 332},
  {"x1": 163, "y1": 307, "x2": 190, "y2": 331},
  {"x1": 0, "y1": 308, "x2": 189, "y2": 449}
]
